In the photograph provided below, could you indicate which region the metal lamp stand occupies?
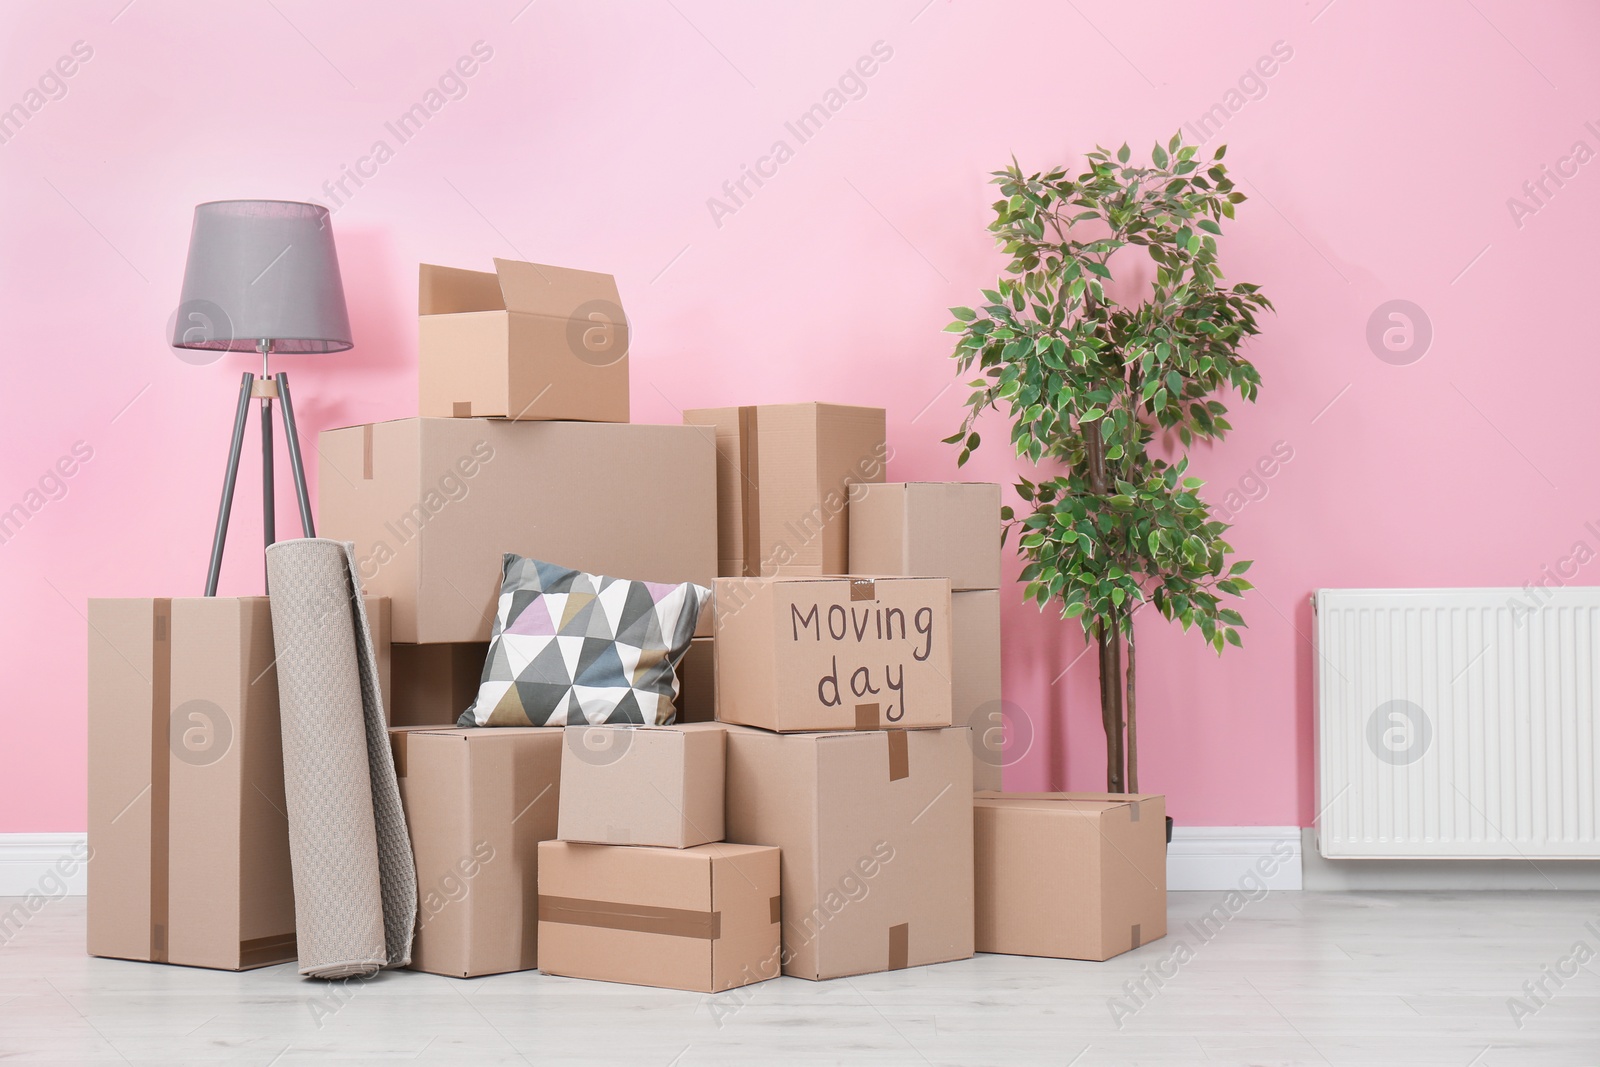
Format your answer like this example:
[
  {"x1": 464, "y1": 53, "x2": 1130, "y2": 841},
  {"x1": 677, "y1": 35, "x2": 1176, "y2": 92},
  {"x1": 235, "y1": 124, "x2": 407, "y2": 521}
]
[{"x1": 204, "y1": 339, "x2": 316, "y2": 596}]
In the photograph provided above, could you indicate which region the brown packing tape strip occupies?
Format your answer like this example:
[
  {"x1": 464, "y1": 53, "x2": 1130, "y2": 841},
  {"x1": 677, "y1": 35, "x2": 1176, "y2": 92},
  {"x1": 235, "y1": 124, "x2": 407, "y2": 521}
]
[
  {"x1": 238, "y1": 933, "x2": 298, "y2": 969},
  {"x1": 888, "y1": 923, "x2": 909, "y2": 970},
  {"x1": 453, "y1": 401, "x2": 472, "y2": 418},
  {"x1": 887, "y1": 731, "x2": 909, "y2": 782},
  {"x1": 850, "y1": 579, "x2": 876, "y2": 602},
  {"x1": 738, "y1": 405, "x2": 760, "y2": 578},
  {"x1": 539, "y1": 895, "x2": 722, "y2": 941},
  {"x1": 854, "y1": 703, "x2": 879, "y2": 730},
  {"x1": 150, "y1": 599, "x2": 172, "y2": 964},
  {"x1": 1128, "y1": 800, "x2": 1141, "y2": 822},
  {"x1": 1131, "y1": 923, "x2": 1142, "y2": 950},
  {"x1": 362, "y1": 424, "x2": 374, "y2": 480},
  {"x1": 769, "y1": 895, "x2": 782, "y2": 925}
]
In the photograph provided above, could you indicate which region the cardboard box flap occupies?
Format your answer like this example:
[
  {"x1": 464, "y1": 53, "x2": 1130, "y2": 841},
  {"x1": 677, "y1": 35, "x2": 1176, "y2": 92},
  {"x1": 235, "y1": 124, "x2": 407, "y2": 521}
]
[
  {"x1": 974, "y1": 791, "x2": 1164, "y2": 816},
  {"x1": 419, "y1": 263, "x2": 507, "y2": 315},
  {"x1": 492, "y1": 258, "x2": 623, "y2": 320}
]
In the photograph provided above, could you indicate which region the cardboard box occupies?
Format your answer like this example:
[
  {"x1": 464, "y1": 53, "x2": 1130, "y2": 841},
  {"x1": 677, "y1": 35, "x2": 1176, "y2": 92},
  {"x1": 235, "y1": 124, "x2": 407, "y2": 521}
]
[
  {"x1": 714, "y1": 575, "x2": 953, "y2": 732},
  {"x1": 391, "y1": 726, "x2": 563, "y2": 977},
  {"x1": 558, "y1": 724, "x2": 725, "y2": 848},
  {"x1": 723, "y1": 725, "x2": 974, "y2": 980},
  {"x1": 953, "y1": 590, "x2": 1003, "y2": 792},
  {"x1": 673, "y1": 636, "x2": 715, "y2": 723},
  {"x1": 391, "y1": 642, "x2": 486, "y2": 727},
  {"x1": 848, "y1": 482, "x2": 1003, "y2": 591},
  {"x1": 683, "y1": 403, "x2": 886, "y2": 577},
  {"x1": 87, "y1": 597, "x2": 294, "y2": 970},
  {"x1": 418, "y1": 258, "x2": 628, "y2": 423},
  {"x1": 973, "y1": 792, "x2": 1167, "y2": 961},
  {"x1": 538, "y1": 840, "x2": 780, "y2": 993},
  {"x1": 318, "y1": 418, "x2": 717, "y2": 644}
]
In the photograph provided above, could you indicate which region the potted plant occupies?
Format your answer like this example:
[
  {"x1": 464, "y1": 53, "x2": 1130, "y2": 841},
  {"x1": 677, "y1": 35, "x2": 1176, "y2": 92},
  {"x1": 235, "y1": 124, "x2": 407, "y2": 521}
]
[{"x1": 944, "y1": 134, "x2": 1272, "y2": 799}]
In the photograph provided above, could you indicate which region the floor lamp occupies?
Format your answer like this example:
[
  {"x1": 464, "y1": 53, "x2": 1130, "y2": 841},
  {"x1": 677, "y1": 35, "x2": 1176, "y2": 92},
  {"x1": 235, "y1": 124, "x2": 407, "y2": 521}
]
[{"x1": 170, "y1": 200, "x2": 353, "y2": 595}]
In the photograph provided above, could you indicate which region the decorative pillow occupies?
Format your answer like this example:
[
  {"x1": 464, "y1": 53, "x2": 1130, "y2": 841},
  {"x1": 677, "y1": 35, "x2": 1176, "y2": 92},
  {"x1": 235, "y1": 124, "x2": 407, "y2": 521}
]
[{"x1": 458, "y1": 554, "x2": 709, "y2": 728}]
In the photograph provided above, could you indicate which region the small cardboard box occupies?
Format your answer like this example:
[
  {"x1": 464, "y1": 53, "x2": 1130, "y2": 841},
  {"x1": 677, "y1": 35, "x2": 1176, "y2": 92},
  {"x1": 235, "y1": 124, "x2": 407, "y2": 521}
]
[
  {"x1": 391, "y1": 642, "x2": 486, "y2": 727},
  {"x1": 673, "y1": 636, "x2": 715, "y2": 723},
  {"x1": 683, "y1": 403, "x2": 886, "y2": 577},
  {"x1": 88, "y1": 597, "x2": 292, "y2": 970},
  {"x1": 848, "y1": 482, "x2": 1003, "y2": 591},
  {"x1": 318, "y1": 417, "x2": 716, "y2": 644},
  {"x1": 391, "y1": 726, "x2": 563, "y2": 977},
  {"x1": 953, "y1": 590, "x2": 1003, "y2": 792},
  {"x1": 723, "y1": 724, "x2": 974, "y2": 980},
  {"x1": 558, "y1": 724, "x2": 725, "y2": 848},
  {"x1": 418, "y1": 258, "x2": 628, "y2": 423},
  {"x1": 538, "y1": 840, "x2": 781, "y2": 993},
  {"x1": 973, "y1": 792, "x2": 1167, "y2": 961},
  {"x1": 714, "y1": 575, "x2": 952, "y2": 732}
]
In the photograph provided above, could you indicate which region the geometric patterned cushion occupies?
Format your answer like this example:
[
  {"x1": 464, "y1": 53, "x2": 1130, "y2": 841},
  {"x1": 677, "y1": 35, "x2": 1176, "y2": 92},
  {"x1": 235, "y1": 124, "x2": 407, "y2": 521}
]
[{"x1": 458, "y1": 554, "x2": 710, "y2": 728}]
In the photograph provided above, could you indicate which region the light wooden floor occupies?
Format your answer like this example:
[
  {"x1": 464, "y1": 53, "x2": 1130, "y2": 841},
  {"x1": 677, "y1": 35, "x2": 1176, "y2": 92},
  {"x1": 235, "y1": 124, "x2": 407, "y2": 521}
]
[{"x1": 1, "y1": 891, "x2": 1597, "y2": 1065}]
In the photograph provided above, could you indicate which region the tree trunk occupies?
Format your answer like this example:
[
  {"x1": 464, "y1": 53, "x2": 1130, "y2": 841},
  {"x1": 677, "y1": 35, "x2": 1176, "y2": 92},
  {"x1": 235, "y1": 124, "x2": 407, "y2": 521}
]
[
  {"x1": 1126, "y1": 625, "x2": 1138, "y2": 793},
  {"x1": 1099, "y1": 612, "x2": 1125, "y2": 793},
  {"x1": 1084, "y1": 418, "x2": 1127, "y2": 793}
]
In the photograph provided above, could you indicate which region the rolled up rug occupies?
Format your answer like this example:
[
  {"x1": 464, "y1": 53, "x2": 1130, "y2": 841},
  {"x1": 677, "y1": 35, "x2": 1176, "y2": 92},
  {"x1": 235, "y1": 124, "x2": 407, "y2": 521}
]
[{"x1": 265, "y1": 538, "x2": 416, "y2": 979}]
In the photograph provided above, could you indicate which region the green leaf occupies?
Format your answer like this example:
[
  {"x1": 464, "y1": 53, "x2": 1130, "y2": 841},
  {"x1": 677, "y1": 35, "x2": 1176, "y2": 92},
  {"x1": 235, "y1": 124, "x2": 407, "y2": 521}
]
[
  {"x1": 950, "y1": 306, "x2": 976, "y2": 321},
  {"x1": 1117, "y1": 143, "x2": 1131, "y2": 164},
  {"x1": 1080, "y1": 407, "x2": 1105, "y2": 422},
  {"x1": 1197, "y1": 218, "x2": 1222, "y2": 235},
  {"x1": 1152, "y1": 144, "x2": 1168, "y2": 168}
]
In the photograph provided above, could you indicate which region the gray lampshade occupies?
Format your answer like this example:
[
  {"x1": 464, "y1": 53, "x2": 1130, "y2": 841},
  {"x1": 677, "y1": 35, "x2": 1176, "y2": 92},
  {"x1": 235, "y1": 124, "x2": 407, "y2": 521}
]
[{"x1": 172, "y1": 200, "x2": 353, "y2": 353}]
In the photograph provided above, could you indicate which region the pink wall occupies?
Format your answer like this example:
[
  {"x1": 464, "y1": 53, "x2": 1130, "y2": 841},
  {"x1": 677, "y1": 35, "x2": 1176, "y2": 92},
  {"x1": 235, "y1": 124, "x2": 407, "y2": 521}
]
[{"x1": 4, "y1": 0, "x2": 1597, "y2": 832}]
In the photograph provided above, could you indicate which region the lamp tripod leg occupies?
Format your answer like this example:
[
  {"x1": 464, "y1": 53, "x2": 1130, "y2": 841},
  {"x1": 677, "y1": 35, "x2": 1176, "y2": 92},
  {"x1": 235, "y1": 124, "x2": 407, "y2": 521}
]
[
  {"x1": 275, "y1": 372, "x2": 316, "y2": 538},
  {"x1": 205, "y1": 373, "x2": 255, "y2": 597}
]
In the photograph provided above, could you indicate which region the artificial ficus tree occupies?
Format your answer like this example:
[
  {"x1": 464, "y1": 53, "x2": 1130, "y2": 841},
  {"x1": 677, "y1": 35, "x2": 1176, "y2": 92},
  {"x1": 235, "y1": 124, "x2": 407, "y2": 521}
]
[{"x1": 944, "y1": 134, "x2": 1272, "y2": 793}]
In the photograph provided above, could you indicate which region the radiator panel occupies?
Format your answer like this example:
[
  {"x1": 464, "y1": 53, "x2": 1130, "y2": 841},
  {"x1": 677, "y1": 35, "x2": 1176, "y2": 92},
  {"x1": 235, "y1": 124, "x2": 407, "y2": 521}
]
[{"x1": 1315, "y1": 588, "x2": 1600, "y2": 859}]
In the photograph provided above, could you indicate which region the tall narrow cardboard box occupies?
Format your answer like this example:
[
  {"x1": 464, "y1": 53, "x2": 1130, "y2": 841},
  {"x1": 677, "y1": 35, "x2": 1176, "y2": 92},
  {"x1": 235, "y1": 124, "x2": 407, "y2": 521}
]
[
  {"x1": 392, "y1": 726, "x2": 563, "y2": 977},
  {"x1": 722, "y1": 725, "x2": 974, "y2": 980},
  {"x1": 684, "y1": 403, "x2": 886, "y2": 577},
  {"x1": 87, "y1": 597, "x2": 294, "y2": 970}
]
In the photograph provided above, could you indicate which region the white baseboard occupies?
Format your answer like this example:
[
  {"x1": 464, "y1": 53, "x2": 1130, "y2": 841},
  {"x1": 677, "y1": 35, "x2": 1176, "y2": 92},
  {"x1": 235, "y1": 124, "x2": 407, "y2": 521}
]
[
  {"x1": 0, "y1": 833, "x2": 89, "y2": 896},
  {"x1": 1167, "y1": 826, "x2": 1303, "y2": 891},
  {"x1": 0, "y1": 827, "x2": 1306, "y2": 897}
]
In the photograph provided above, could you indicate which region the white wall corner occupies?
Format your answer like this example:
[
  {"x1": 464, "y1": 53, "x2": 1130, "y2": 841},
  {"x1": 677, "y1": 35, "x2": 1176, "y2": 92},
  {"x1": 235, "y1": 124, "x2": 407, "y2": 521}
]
[
  {"x1": 0, "y1": 833, "x2": 90, "y2": 897},
  {"x1": 1167, "y1": 826, "x2": 1302, "y2": 892}
]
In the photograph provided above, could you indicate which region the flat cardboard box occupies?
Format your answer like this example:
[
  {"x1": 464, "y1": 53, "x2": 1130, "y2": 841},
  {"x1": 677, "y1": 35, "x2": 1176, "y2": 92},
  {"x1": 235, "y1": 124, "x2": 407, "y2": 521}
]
[
  {"x1": 418, "y1": 258, "x2": 628, "y2": 423},
  {"x1": 391, "y1": 726, "x2": 563, "y2": 977},
  {"x1": 558, "y1": 724, "x2": 725, "y2": 848},
  {"x1": 683, "y1": 403, "x2": 886, "y2": 577},
  {"x1": 973, "y1": 792, "x2": 1167, "y2": 961},
  {"x1": 391, "y1": 642, "x2": 486, "y2": 727},
  {"x1": 87, "y1": 597, "x2": 293, "y2": 970},
  {"x1": 318, "y1": 418, "x2": 717, "y2": 644},
  {"x1": 848, "y1": 482, "x2": 1003, "y2": 591},
  {"x1": 673, "y1": 636, "x2": 715, "y2": 723},
  {"x1": 722, "y1": 725, "x2": 974, "y2": 980},
  {"x1": 538, "y1": 840, "x2": 780, "y2": 993},
  {"x1": 714, "y1": 575, "x2": 952, "y2": 732},
  {"x1": 953, "y1": 590, "x2": 1003, "y2": 792}
]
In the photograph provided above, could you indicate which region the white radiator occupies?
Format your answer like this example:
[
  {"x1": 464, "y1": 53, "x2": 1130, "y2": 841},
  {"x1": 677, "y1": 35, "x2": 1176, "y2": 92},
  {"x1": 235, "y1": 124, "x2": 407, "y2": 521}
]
[{"x1": 1314, "y1": 588, "x2": 1600, "y2": 859}]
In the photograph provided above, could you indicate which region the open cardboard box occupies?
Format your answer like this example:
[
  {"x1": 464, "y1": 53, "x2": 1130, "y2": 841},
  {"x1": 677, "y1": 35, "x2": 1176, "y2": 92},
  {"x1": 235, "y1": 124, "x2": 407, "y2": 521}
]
[{"x1": 419, "y1": 258, "x2": 628, "y2": 423}]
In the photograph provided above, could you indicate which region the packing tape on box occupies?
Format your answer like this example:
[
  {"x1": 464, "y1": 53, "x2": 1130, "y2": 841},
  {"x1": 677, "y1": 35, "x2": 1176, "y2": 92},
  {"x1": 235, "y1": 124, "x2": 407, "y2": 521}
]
[
  {"x1": 855, "y1": 703, "x2": 880, "y2": 730},
  {"x1": 149, "y1": 598, "x2": 172, "y2": 963},
  {"x1": 361, "y1": 424, "x2": 374, "y2": 480},
  {"x1": 888, "y1": 922, "x2": 909, "y2": 970},
  {"x1": 737, "y1": 405, "x2": 761, "y2": 577},
  {"x1": 1131, "y1": 923, "x2": 1142, "y2": 950},
  {"x1": 887, "y1": 730, "x2": 909, "y2": 782},
  {"x1": 539, "y1": 895, "x2": 722, "y2": 940},
  {"x1": 453, "y1": 402, "x2": 472, "y2": 418},
  {"x1": 850, "y1": 579, "x2": 876, "y2": 601}
]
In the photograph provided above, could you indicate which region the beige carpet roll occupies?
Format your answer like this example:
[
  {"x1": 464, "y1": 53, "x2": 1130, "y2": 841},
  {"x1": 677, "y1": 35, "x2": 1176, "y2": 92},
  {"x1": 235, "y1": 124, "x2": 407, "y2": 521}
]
[{"x1": 266, "y1": 538, "x2": 416, "y2": 979}]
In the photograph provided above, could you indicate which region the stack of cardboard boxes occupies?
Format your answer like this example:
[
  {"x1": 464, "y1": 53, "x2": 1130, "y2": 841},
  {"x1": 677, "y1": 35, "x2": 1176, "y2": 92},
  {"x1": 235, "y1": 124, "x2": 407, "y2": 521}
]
[{"x1": 86, "y1": 254, "x2": 1168, "y2": 988}]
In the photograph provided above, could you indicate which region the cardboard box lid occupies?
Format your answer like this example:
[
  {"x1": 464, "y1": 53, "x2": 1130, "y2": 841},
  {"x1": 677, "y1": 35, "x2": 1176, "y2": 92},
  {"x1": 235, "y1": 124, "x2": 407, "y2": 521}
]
[
  {"x1": 419, "y1": 258, "x2": 623, "y2": 320},
  {"x1": 973, "y1": 791, "x2": 1165, "y2": 815}
]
